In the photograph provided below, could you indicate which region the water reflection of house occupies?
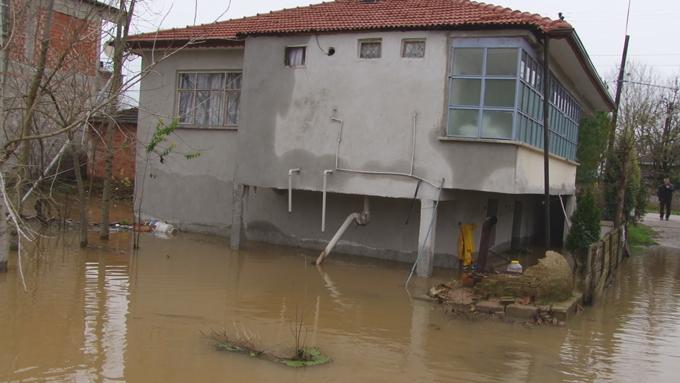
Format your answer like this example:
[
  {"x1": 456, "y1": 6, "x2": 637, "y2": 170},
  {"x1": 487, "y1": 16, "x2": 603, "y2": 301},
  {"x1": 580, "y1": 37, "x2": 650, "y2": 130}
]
[
  {"x1": 88, "y1": 107, "x2": 138, "y2": 182},
  {"x1": 127, "y1": 0, "x2": 614, "y2": 277}
]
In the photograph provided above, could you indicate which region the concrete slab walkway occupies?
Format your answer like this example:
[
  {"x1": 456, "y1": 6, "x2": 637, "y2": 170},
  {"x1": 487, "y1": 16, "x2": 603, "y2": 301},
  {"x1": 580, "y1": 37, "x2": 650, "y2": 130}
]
[{"x1": 641, "y1": 213, "x2": 680, "y2": 248}]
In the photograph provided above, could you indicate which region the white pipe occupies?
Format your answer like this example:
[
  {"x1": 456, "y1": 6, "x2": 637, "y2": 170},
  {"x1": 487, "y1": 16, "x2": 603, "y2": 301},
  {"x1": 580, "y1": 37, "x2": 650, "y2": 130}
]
[
  {"x1": 331, "y1": 117, "x2": 343, "y2": 170},
  {"x1": 287, "y1": 168, "x2": 300, "y2": 213},
  {"x1": 321, "y1": 169, "x2": 333, "y2": 232},
  {"x1": 335, "y1": 167, "x2": 441, "y2": 189},
  {"x1": 411, "y1": 112, "x2": 417, "y2": 176},
  {"x1": 316, "y1": 212, "x2": 360, "y2": 266},
  {"x1": 329, "y1": 114, "x2": 440, "y2": 189},
  {"x1": 316, "y1": 196, "x2": 370, "y2": 266}
]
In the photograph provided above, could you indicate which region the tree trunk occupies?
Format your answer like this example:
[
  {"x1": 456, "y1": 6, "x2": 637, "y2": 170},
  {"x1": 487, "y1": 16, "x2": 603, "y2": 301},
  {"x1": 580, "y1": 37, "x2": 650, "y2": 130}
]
[
  {"x1": 0, "y1": 203, "x2": 8, "y2": 272},
  {"x1": 71, "y1": 144, "x2": 88, "y2": 248},
  {"x1": 17, "y1": 0, "x2": 57, "y2": 212},
  {"x1": 100, "y1": 0, "x2": 135, "y2": 240},
  {"x1": 99, "y1": 120, "x2": 115, "y2": 240}
]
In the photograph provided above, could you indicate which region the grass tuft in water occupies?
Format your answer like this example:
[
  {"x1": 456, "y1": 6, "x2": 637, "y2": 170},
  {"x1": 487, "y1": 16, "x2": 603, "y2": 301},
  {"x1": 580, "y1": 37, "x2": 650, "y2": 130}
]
[{"x1": 207, "y1": 316, "x2": 331, "y2": 368}]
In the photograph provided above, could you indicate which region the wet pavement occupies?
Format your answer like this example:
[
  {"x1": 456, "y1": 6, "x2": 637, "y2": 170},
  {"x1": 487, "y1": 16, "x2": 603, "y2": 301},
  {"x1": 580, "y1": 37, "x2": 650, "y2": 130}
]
[
  {"x1": 0, "y1": 230, "x2": 679, "y2": 382},
  {"x1": 642, "y1": 213, "x2": 680, "y2": 248}
]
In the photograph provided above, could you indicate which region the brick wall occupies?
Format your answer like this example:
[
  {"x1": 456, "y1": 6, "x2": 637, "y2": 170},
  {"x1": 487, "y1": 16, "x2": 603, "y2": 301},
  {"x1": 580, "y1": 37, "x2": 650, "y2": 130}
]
[
  {"x1": 88, "y1": 122, "x2": 137, "y2": 181},
  {"x1": 6, "y1": 0, "x2": 98, "y2": 75}
]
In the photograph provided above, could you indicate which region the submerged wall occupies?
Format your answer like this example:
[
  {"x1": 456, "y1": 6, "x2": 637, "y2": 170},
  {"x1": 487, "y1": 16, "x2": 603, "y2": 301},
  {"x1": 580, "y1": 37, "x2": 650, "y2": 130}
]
[{"x1": 244, "y1": 188, "x2": 542, "y2": 268}]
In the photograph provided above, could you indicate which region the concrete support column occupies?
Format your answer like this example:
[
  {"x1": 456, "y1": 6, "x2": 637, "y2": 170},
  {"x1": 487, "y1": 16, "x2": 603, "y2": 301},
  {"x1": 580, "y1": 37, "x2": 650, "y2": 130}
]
[
  {"x1": 416, "y1": 199, "x2": 437, "y2": 278},
  {"x1": 230, "y1": 184, "x2": 244, "y2": 250},
  {"x1": 562, "y1": 194, "x2": 576, "y2": 244}
]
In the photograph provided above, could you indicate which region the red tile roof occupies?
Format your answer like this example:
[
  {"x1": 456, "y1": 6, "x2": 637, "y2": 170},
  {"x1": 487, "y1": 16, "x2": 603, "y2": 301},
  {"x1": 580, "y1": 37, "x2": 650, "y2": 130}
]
[{"x1": 128, "y1": 0, "x2": 572, "y2": 47}]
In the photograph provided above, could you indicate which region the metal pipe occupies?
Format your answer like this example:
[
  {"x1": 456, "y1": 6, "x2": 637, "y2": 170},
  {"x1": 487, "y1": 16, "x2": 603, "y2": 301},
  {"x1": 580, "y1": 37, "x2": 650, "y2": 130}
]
[
  {"x1": 331, "y1": 117, "x2": 343, "y2": 170},
  {"x1": 287, "y1": 168, "x2": 300, "y2": 213},
  {"x1": 316, "y1": 195, "x2": 370, "y2": 265},
  {"x1": 321, "y1": 169, "x2": 333, "y2": 232},
  {"x1": 411, "y1": 112, "x2": 417, "y2": 176},
  {"x1": 543, "y1": 36, "x2": 551, "y2": 248}
]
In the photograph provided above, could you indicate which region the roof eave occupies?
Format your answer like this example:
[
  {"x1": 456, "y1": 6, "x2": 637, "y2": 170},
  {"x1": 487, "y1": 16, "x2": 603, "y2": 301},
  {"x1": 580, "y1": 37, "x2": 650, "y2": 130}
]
[
  {"x1": 127, "y1": 38, "x2": 244, "y2": 51},
  {"x1": 548, "y1": 29, "x2": 615, "y2": 111}
]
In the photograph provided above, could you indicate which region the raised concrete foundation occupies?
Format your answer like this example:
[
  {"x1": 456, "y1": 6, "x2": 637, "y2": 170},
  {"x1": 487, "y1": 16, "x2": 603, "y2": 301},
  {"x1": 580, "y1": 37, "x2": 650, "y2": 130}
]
[{"x1": 416, "y1": 199, "x2": 438, "y2": 277}]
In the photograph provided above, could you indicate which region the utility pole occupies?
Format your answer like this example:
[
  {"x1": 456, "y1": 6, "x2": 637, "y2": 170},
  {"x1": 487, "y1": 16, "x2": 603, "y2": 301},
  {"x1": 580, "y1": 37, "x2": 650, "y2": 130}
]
[
  {"x1": 605, "y1": 35, "x2": 630, "y2": 168},
  {"x1": 611, "y1": 35, "x2": 631, "y2": 227}
]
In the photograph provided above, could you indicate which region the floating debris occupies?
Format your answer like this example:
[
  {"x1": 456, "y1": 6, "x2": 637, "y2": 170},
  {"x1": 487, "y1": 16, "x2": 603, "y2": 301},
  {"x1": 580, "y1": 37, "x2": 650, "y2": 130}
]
[{"x1": 209, "y1": 330, "x2": 331, "y2": 368}]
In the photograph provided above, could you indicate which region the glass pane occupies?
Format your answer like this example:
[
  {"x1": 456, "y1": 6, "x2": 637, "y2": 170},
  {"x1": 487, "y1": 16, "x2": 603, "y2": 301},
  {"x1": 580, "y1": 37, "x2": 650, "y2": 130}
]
[
  {"x1": 178, "y1": 73, "x2": 196, "y2": 89},
  {"x1": 402, "y1": 40, "x2": 425, "y2": 58},
  {"x1": 195, "y1": 90, "x2": 223, "y2": 127},
  {"x1": 486, "y1": 48, "x2": 518, "y2": 76},
  {"x1": 195, "y1": 73, "x2": 224, "y2": 90},
  {"x1": 286, "y1": 47, "x2": 306, "y2": 66},
  {"x1": 209, "y1": 73, "x2": 224, "y2": 90},
  {"x1": 360, "y1": 42, "x2": 381, "y2": 59},
  {"x1": 448, "y1": 109, "x2": 479, "y2": 137},
  {"x1": 484, "y1": 79, "x2": 516, "y2": 108},
  {"x1": 227, "y1": 93, "x2": 240, "y2": 125},
  {"x1": 178, "y1": 91, "x2": 194, "y2": 124},
  {"x1": 209, "y1": 92, "x2": 223, "y2": 126},
  {"x1": 226, "y1": 73, "x2": 242, "y2": 90},
  {"x1": 452, "y1": 48, "x2": 483, "y2": 76},
  {"x1": 450, "y1": 78, "x2": 481, "y2": 106},
  {"x1": 481, "y1": 111, "x2": 513, "y2": 139}
]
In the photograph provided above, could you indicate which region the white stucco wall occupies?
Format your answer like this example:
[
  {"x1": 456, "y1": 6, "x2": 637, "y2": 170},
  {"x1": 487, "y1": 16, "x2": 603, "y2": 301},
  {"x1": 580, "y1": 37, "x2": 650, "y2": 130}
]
[
  {"x1": 135, "y1": 48, "x2": 243, "y2": 234},
  {"x1": 236, "y1": 30, "x2": 580, "y2": 199}
]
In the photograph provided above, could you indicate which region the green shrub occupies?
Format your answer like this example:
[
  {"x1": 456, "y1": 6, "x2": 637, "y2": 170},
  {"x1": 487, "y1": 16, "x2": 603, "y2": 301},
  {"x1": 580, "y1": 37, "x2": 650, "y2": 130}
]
[{"x1": 566, "y1": 189, "x2": 601, "y2": 253}]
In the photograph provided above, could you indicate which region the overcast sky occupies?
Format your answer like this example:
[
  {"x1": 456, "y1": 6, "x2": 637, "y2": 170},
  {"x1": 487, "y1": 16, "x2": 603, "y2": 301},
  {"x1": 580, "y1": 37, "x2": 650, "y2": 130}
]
[{"x1": 125, "y1": 0, "x2": 680, "y2": 102}]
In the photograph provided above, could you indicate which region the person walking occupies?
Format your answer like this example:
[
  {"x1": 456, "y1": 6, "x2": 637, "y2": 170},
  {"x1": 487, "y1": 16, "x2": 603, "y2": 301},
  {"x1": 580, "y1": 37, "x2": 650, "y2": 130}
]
[{"x1": 657, "y1": 178, "x2": 674, "y2": 221}]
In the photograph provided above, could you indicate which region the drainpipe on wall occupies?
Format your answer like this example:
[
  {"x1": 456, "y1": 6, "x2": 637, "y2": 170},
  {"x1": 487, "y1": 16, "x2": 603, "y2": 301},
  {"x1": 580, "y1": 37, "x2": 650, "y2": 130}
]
[
  {"x1": 542, "y1": 36, "x2": 551, "y2": 248},
  {"x1": 287, "y1": 168, "x2": 300, "y2": 213},
  {"x1": 331, "y1": 117, "x2": 343, "y2": 169}
]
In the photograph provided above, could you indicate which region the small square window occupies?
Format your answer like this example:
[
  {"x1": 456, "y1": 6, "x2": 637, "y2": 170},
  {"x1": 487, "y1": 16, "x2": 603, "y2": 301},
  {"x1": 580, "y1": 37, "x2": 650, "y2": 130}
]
[
  {"x1": 285, "y1": 46, "x2": 306, "y2": 67},
  {"x1": 402, "y1": 39, "x2": 425, "y2": 58},
  {"x1": 359, "y1": 39, "x2": 381, "y2": 59}
]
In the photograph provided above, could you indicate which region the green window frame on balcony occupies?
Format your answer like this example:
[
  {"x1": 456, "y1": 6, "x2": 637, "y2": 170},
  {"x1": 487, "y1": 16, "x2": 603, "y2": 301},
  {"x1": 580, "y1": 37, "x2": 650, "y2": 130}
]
[
  {"x1": 447, "y1": 41, "x2": 581, "y2": 161},
  {"x1": 447, "y1": 47, "x2": 519, "y2": 140}
]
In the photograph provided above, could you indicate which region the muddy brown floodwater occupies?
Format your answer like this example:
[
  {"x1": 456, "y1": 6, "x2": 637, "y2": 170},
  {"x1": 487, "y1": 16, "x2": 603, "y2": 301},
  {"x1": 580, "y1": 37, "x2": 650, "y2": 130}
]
[{"x1": 1, "y1": 231, "x2": 679, "y2": 382}]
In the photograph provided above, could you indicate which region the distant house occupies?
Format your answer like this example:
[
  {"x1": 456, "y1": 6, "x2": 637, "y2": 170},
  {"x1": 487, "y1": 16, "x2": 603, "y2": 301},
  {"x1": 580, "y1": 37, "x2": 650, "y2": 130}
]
[
  {"x1": 0, "y1": 0, "x2": 116, "y2": 176},
  {"x1": 88, "y1": 107, "x2": 138, "y2": 182},
  {"x1": 128, "y1": 0, "x2": 614, "y2": 276}
]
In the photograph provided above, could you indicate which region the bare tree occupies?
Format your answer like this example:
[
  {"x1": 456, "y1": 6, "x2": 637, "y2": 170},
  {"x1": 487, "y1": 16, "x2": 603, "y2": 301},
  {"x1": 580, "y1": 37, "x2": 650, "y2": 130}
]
[{"x1": 100, "y1": 0, "x2": 136, "y2": 240}]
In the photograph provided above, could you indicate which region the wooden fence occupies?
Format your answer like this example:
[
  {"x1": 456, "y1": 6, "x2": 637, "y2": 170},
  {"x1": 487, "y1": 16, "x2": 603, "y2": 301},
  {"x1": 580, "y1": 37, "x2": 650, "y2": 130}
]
[{"x1": 582, "y1": 226, "x2": 627, "y2": 305}]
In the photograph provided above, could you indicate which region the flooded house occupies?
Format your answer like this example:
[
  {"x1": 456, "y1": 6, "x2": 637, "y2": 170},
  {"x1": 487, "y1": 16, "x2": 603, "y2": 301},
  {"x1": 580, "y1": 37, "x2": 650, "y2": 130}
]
[{"x1": 128, "y1": 0, "x2": 614, "y2": 277}]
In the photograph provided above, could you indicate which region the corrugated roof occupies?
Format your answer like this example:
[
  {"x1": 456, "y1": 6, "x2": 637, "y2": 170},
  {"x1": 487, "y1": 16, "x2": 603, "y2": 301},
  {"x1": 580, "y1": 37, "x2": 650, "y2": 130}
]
[{"x1": 128, "y1": 0, "x2": 572, "y2": 46}]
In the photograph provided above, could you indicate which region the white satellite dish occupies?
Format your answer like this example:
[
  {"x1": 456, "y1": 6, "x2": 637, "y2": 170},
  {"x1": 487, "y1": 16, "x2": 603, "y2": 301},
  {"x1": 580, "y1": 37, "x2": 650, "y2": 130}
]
[{"x1": 104, "y1": 43, "x2": 115, "y2": 58}]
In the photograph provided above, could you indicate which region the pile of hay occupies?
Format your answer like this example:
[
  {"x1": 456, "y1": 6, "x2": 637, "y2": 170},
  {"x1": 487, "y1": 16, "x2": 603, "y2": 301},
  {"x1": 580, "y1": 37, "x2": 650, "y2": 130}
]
[{"x1": 475, "y1": 251, "x2": 573, "y2": 302}]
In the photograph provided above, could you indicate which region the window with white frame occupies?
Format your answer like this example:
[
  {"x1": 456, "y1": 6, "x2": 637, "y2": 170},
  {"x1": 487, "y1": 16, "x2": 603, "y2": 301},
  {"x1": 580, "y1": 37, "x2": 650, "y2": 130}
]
[
  {"x1": 448, "y1": 47, "x2": 519, "y2": 139},
  {"x1": 402, "y1": 39, "x2": 426, "y2": 58},
  {"x1": 176, "y1": 71, "x2": 241, "y2": 127},
  {"x1": 285, "y1": 46, "x2": 306, "y2": 67},
  {"x1": 359, "y1": 39, "x2": 382, "y2": 59}
]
